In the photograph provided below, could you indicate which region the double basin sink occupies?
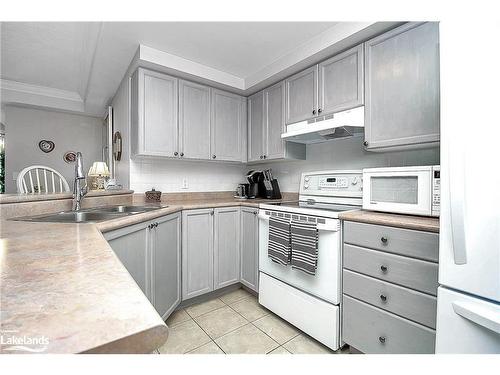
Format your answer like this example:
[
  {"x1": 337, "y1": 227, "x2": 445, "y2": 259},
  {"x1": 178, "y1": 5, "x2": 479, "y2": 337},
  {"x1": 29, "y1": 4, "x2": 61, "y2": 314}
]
[{"x1": 16, "y1": 205, "x2": 165, "y2": 223}]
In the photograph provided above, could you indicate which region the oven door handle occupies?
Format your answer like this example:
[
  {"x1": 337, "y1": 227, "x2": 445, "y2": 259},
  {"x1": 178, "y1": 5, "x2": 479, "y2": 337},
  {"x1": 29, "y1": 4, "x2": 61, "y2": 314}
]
[{"x1": 257, "y1": 213, "x2": 339, "y2": 232}]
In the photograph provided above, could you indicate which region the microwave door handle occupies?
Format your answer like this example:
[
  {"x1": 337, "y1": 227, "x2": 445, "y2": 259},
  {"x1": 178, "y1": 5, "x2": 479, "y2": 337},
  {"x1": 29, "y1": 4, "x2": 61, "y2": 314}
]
[{"x1": 449, "y1": 149, "x2": 467, "y2": 265}]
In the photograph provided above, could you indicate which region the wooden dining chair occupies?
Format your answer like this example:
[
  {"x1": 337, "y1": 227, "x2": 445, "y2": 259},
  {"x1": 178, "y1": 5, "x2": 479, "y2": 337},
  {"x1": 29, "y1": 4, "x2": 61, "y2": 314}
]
[{"x1": 16, "y1": 165, "x2": 70, "y2": 194}]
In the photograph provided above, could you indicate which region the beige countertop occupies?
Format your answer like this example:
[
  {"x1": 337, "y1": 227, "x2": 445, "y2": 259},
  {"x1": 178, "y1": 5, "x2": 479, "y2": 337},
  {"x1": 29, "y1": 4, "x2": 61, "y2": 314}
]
[
  {"x1": 0, "y1": 189, "x2": 134, "y2": 204},
  {"x1": 339, "y1": 209, "x2": 440, "y2": 233},
  {"x1": 0, "y1": 196, "x2": 289, "y2": 354}
]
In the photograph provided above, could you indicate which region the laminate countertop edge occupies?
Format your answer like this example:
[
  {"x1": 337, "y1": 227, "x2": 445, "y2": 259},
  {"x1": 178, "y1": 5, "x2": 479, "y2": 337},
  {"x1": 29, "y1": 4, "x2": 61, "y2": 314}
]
[{"x1": 338, "y1": 210, "x2": 440, "y2": 233}]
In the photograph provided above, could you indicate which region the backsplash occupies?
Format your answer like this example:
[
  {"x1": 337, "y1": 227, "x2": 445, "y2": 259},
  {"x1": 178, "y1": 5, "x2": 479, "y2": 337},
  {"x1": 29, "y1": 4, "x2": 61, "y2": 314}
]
[
  {"x1": 130, "y1": 158, "x2": 247, "y2": 193},
  {"x1": 260, "y1": 136, "x2": 440, "y2": 192},
  {"x1": 129, "y1": 136, "x2": 439, "y2": 194}
]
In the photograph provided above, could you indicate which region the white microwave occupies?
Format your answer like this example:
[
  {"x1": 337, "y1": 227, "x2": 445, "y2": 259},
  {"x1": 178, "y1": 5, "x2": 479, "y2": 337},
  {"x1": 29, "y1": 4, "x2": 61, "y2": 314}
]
[{"x1": 362, "y1": 165, "x2": 440, "y2": 217}]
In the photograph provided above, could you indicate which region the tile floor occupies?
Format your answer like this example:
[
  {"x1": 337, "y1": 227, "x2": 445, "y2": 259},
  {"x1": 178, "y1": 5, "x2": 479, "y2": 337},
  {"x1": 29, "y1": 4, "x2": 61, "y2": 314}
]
[{"x1": 153, "y1": 287, "x2": 349, "y2": 354}]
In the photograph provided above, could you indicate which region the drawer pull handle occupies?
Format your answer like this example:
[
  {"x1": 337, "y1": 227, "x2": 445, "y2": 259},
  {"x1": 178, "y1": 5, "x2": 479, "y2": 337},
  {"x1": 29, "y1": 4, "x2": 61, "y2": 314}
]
[
  {"x1": 381, "y1": 236, "x2": 388, "y2": 244},
  {"x1": 380, "y1": 265, "x2": 388, "y2": 273},
  {"x1": 380, "y1": 294, "x2": 387, "y2": 302},
  {"x1": 379, "y1": 336, "x2": 386, "y2": 344}
]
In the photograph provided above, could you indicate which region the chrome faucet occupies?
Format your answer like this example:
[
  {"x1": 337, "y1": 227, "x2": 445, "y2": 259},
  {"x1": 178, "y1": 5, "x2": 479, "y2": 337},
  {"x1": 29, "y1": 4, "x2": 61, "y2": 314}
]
[{"x1": 72, "y1": 152, "x2": 88, "y2": 211}]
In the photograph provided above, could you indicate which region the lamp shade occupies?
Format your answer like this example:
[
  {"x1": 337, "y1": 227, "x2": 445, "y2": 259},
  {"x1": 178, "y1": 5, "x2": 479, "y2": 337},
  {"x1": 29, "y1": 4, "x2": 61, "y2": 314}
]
[{"x1": 88, "y1": 161, "x2": 110, "y2": 176}]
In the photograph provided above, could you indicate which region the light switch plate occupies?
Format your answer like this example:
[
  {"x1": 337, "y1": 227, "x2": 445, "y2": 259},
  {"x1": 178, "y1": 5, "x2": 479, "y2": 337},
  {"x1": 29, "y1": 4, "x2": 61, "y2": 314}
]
[{"x1": 181, "y1": 178, "x2": 188, "y2": 189}]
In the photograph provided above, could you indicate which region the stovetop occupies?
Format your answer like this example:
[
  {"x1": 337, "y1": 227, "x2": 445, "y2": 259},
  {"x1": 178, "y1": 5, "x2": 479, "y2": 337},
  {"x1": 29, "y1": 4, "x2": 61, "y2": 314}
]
[{"x1": 259, "y1": 200, "x2": 361, "y2": 219}]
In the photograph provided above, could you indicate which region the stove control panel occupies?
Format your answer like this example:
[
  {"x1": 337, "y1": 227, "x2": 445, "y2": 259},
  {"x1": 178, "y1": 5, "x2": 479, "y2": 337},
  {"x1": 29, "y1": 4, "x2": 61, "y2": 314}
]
[{"x1": 300, "y1": 171, "x2": 363, "y2": 197}]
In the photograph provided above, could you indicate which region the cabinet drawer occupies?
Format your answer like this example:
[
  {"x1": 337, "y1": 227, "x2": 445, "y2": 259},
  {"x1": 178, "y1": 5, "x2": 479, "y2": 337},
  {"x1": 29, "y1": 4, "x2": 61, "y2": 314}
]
[
  {"x1": 342, "y1": 295, "x2": 435, "y2": 354},
  {"x1": 343, "y1": 269, "x2": 437, "y2": 328},
  {"x1": 343, "y1": 221, "x2": 439, "y2": 262},
  {"x1": 343, "y1": 244, "x2": 438, "y2": 295}
]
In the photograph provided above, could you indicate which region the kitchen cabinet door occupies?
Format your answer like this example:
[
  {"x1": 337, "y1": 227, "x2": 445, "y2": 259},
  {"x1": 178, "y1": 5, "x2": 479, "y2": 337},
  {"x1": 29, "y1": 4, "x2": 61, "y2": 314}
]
[
  {"x1": 247, "y1": 91, "x2": 265, "y2": 162},
  {"x1": 240, "y1": 207, "x2": 259, "y2": 292},
  {"x1": 318, "y1": 44, "x2": 364, "y2": 115},
  {"x1": 152, "y1": 213, "x2": 181, "y2": 320},
  {"x1": 131, "y1": 68, "x2": 179, "y2": 157},
  {"x1": 104, "y1": 222, "x2": 150, "y2": 296},
  {"x1": 264, "y1": 81, "x2": 286, "y2": 160},
  {"x1": 179, "y1": 80, "x2": 211, "y2": 160},
  {"x1": 285, "y1": 65, "x2": 318, "y2": 124},
  {"x1": 214, "y1": 207, "x2": 241, "y2": 289},
  {"x1": 364, "y1": 22, "x2": 440, "y2": 151},
  {"x1": 210, "y1": 89, "x2": 246, "y2": 162},
  {"x1": 182, "y1": 209, "x2": 214, "y2": 300}
]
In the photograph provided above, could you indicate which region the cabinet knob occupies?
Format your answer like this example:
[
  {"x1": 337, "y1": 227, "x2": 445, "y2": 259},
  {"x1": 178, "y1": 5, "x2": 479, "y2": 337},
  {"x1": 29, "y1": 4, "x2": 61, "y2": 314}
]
[
  {"x1": 260, "y1": 155, "x2": 263, "y2": 159},
  {"x1": 210, "y1": 210, "x2": 214, "y2": 216},
  {"x1": 363, "y1": 141, "x2": 369, "y2": 147},
  {"x1": 180, "y1": 152, "x2": 184, "y2": 157},
  {"x1": 312, "y1": 109, "x2": 316, "y2": 115},
  {"x1": 318, "y1": 108, "x2": 322, "y2": 114},
  {"x1": 212, "y1": 155, "x2": 216, "y2": 159},
  {"x1": 263, "y1": 155, "x2": 267, "y2": 159},
  {"x1": 379, "y1": 336, "x2": 386, "y2": 344},
  {"x1": 380, "y1": 294, "x2": 387, "y2": 302},
  {"x1": 380, "y1": 265, "x2": 388, "y2": 273},
  {"x1": 381, "y1": 236, "x2": 388, "y2": 244},
  {"x1": 253, "y1": 211, "x2": 257, "y2": 215},
  {"x1": 174, "y1": 151, "x2": 178, "y2": 156}
]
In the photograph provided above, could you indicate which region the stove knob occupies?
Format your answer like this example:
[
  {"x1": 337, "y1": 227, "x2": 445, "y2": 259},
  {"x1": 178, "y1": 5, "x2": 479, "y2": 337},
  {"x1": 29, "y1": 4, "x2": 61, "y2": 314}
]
[
  {"x1": 305, "y1": 177, "x2": 310, "y2": 182},
  {"x1": 351, "y1": 177, "x2": 359, "y2": 185},
  {"x1": 304, "y1": 184, "x2": 309, "y2": 189}
]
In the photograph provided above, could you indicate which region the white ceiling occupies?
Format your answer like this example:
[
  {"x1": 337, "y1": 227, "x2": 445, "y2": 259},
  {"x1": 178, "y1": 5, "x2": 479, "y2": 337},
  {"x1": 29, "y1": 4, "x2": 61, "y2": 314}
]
[{"x1": 0, "y1": 22, "x2": 395, "y2": 117}]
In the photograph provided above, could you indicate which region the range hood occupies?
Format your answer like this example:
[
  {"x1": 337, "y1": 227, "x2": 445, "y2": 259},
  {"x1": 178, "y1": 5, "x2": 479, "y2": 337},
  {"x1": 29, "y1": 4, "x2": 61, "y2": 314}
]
[{"x1": 281, "y1": 106, "x2": 364, "y2": 144}]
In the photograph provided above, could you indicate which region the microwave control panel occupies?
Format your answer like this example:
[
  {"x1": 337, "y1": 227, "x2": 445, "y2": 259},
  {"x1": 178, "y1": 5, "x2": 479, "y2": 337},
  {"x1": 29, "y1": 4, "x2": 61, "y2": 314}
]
[{"x1": 432, "y1": 166, "x2": 441, "y2": 215}]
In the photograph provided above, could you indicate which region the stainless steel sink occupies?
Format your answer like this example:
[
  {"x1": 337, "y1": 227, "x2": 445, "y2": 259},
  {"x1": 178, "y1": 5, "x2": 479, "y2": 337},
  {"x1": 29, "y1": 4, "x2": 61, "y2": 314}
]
[
  {"x1": 90, "y1": 205, "x2": 164, "y2": 214},
  {"x1": 17, "y1": 211, "x2": 124, "y2": 223},
  {"x1": 13, "y1": 205, "x2": 165, "y2": 223}
]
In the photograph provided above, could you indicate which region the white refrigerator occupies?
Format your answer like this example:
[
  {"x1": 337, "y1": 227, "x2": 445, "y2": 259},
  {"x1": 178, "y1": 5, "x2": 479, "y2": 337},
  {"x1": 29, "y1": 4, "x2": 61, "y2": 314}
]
[{"x1": 436, "y1": 21, "x2": 500, "y2": 353}]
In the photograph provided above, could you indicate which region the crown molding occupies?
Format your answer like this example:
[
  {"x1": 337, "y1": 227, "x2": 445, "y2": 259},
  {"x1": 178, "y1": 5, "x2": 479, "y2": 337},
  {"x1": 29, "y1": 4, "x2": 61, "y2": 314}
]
[{"x1": 0, "y1": 79, "x2": 84, "y2": 113}]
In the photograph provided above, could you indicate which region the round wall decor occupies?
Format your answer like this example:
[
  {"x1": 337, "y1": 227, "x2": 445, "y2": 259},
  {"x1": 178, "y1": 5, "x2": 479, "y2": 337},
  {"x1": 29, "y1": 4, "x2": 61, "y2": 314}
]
[
  {"x1": 39, "y1": 140, "x2": 55, "y2": 153},
  {"x1": 63, "y1": 151, "x2": 77, "y2": 163}
]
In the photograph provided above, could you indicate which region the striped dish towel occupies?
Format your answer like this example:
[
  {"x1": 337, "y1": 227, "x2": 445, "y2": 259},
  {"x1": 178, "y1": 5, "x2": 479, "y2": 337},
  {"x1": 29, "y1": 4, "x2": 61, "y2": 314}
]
[
  {"x1": 291, "y1": 220, "x2": 319, "y2": 275},
  {"x1": 268, "y1": 216, "x2": 291, "y2": 266}
]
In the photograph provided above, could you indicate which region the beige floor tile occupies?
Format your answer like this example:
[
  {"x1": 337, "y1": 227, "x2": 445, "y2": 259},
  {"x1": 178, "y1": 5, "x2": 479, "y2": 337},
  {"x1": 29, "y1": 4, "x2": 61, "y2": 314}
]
[
  {"x1": 158, "y1": 320, "x2": 211, "y2": 354},
  {"x1": 229, "y1": 297, "x2": 269, "y2": 322},
  {"x1": 166, "y1": 309, "x2": 192, "y2": 327},
  {"x1": 215, "y1": 324, "x2": 279, "y2": 354},
  {"x1": 185, "y1": 298, "x2": 225, "y2": 318},
  {"x1": 187, "y1": 341, "x2": 225, "y2": 354},
  {"x1": 253, "y1": 314, "x2": 300, "y2": 344},
  {"x1": 219, "y1": 288, "x2": 253, "y2": 305},
  {"x1": 268, "y1": 346, "x2": 291, "y2": 354},
  {"x1": 194, "y1": 306, "x2": 248, "y2": 339},
  {"x1": 283, "y1": 334, "x2": 334, "y2": 354}
]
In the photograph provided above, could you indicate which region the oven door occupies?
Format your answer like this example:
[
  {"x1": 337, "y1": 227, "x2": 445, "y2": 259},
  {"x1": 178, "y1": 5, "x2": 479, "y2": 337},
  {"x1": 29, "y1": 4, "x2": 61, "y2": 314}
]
[
  {"x1": 258, "y1": 209, "x2": 341, "y2": 304},
  {"x1": 363, "y1": 169, "x2": 432, "y2": 216}
]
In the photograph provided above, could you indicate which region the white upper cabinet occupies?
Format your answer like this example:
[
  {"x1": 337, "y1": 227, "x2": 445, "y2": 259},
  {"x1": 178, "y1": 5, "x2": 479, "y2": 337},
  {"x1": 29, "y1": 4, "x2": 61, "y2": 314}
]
[
  {"x1": 247, "y1": 91, "x2": 265, "y2": 162},
  {"x1": 131, "y1": 68, "x2": 178, "y2": 157},
  {"x1": 285, "y1": 65, "x2": 318, "y2": 124},
  {"x1": 179, "y1": 80, "x2": 211, "y2": 160},
  {"x1": 318, "y1": 44, "x2": 364, "y2": 115},
  {"x1": 364, "y1": 22, "x2": 440, "y2": 151},
  {"x1": 210, "y1": 88, "x2": 246, "y2": 162},
  {"x1": 248, "y1": 81, "x2": 305, "y2": 163}
]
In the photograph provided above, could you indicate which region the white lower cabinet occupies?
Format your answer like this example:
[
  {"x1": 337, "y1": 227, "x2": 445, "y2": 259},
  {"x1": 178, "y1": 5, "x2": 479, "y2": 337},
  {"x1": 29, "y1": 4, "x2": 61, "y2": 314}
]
[
  {"x1": 240, "y1": 207, "x2": 259, "y2": 292},
  {"x1": 182, "y1": 207, "x2": 246, "y2": 301},
  {"x1": 104, "y1": 212, "x2": 181, "y2": 320}
]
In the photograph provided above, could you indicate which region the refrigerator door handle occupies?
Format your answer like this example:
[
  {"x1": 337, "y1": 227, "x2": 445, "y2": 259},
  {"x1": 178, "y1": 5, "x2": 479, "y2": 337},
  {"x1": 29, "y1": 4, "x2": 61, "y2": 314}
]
[
  {"x1": 452, "y1": 301, "x2": 500, "y2": 335},
  {"x1": 449, "y1": 151, "x2": 467, "y2": 265}
]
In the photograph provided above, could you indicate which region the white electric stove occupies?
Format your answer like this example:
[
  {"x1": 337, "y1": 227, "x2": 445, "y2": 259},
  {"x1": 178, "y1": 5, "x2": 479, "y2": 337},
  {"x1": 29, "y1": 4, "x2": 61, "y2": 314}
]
[{"x1": 258, "y1": 170, "x2": 363, "y2": 351}]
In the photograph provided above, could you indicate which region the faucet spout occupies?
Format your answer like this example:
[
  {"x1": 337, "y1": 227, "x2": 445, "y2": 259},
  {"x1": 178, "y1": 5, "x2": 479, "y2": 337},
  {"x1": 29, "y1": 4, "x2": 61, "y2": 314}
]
[{"x1": 73, "y1": 152, "x2": 88, "y2": 211}]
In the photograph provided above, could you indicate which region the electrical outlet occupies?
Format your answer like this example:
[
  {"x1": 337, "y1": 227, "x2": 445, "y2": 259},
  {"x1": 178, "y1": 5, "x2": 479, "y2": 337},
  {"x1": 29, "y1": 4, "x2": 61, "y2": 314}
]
[{"x1": 181, "y1": 178, "x2": 188, "y2": 189}]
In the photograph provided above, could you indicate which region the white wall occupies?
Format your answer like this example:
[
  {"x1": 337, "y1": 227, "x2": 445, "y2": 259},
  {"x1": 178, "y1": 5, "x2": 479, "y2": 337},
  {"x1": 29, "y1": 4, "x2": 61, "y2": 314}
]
[
  {"x1": 259, "y1": 136, "x2": 440, "y2": 192},
  {"x1": 4, "y1": 106, "x2": 103, "y2": 193},
  {"x1": 129, "y1": 136, "x2": 439, "y2": 194}
]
